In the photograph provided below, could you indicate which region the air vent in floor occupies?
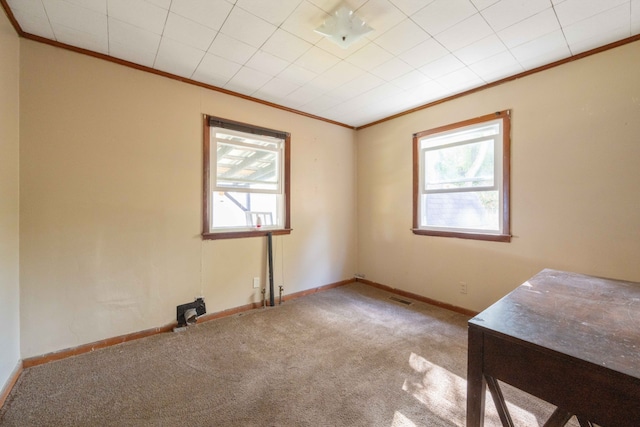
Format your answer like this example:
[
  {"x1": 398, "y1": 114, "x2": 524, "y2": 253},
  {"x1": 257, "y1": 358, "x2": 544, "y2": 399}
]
[{"x1": 389, "y1": 296, "x2": 413, "y2": 306}]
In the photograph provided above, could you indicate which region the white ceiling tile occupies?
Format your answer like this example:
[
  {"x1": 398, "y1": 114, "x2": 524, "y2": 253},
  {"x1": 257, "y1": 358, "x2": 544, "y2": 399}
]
[
  {"x1": 7, "y1": 0, "x2": 47, "y2": 16},
  {"x1": 245, "y1": 51, "x2": 290, "y2": 76},
  {"x1": 309, "y1": 0, "x2": 368, "y2": 14},
  {"x1": 43, "y1": 0, "x2": 107, "y2": 37},
  {"x1": 208, "y1": 33, "x2": 257, "y2": 65},
  {"x1": 236, "y1": 0, "x2": 302, "y2": 26},
  {"x1": 435, "y1": 67, "x2": 483, "y2": 91},
  {"x1": 399, "y1": 38, "x2": 448, "y2": 68},
  {"x1": 52, "y1": 23, "x2": 108, "y2": 53},
  {"x1": 170, "y1": 0, "x2": 233, "y2": 30},
  {"x1": 154, "y1": 37, "x2": 206, "y2": 78},
  {"x1": 192, "y1": 52, "x2": 242, "y2": 87},
  {"x1": 282, "y1": 85, "x2": 323, "y2": 107},
  {"x1": 9, "y1": 8, "x2": 55, "y2": 38},
  {"x1": 108, "y1": 0, "x2": 168, "y2": 34},
  {"x1": 563, "y1": 4, "x2": 630, "y2": 54},
  {"x1": 391, "y1": 70, "x2": 432, "y2": 90},
  {"x1": 419, "y1": 54, "x2": 465, "y2": 79},
  {"x1": 454, "y1": 34, "x2": 506, "y2": 65},
  {"x1": 411, "y1": 79, "x2": 449, "y2": 102},
  {"x1": 345, "y1": 42, "x2": 393, "y2": 70},
  {"x1": 389, "y1": 0, "x2": 434, "y2": 15},
  {"x1": 261, "y1": 29, "x2": 312, "y2": 63},
  {"x1": 435, "y1": 13, "x2": 493, "y2": 52},
  {"x1": 510, "y1": 29, "x2": 571, "y2": 69},
  {"x1": 373, "y1": 18, "x2": 430, "y2": 55},
  {"x1": 633, "y1": 0, "x2": 640, "y2": 34},
  {"x1": 554, "y1": 0, "x2": 628, "y2": 27},
  {"x1": 163, "y1": 12, "x2": 217, "y2": 51},
  {"x1": 278, "y1": 63, "x2": 319, "y2": 85},
  {"x1": 225, "y1": 67, "x2": 273, "y2": 95},
  {"x1": 253, "y1": 76, "x2": 301, "y2": 99},
  {"x1": 315, "y1": 60, "x2": 366, "y2": 88},
  {"x1": 146, "y1": 0, "x2": 171, "y2": 9},
  {"x1": 294, "y1": 46, "x2": 341, "y2": 73},
  {"x1": 468, "y1": 50, "x2": 523, "y2": 82},
  {"x1": 61, "y1": 0, "x2": 106, "y2": 14},
  {"x1": 412, "y1": 0, "x2": 477, "y2": 35},
  {"x1": 470, "y1": 0, "x2": 500, "y2": 10},
  {"x1": 314, "y1": 36, "x2": 370, "y2": 59},
  {"x1": 219, "y1": 5, "x2": 277, "y2": 48},
  {"x1": 280, "y1": 1, "x2": 326, "y2": 44},
  {"x1": 355, "y1": 0, "x2": 406, "y2": 39},
  {"x1": 299, "y1": 94, "x2": 342, "y2": 115},
  {"x1": 109, "y1": 18, "x2": 161, "y2": 67},
  {"x1": 370, "y1": 57, "x2": 412, "y2": 81},
  {"x1": 498, "y1": 8, "x2": 560, "y2": 49},
  {"x1": 327, "y1": 72, "x2": 384, "y2": 101},
  {"x1": 481, "y1": 0, "x2": 551, "y2": 32}
]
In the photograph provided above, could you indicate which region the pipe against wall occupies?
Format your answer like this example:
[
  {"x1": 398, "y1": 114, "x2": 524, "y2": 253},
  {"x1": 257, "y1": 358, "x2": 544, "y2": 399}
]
[{"x1": 267, "y1": 232, "x2": 275, "y2": 306}]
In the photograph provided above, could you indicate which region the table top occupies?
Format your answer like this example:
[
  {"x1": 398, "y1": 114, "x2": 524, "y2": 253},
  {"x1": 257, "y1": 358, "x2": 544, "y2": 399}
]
[{"x1": 469, "y1": 269, "x2": 640, "y2": 379}]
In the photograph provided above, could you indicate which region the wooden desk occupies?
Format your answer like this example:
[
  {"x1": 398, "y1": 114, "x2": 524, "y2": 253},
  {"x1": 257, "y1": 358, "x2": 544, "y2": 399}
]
[{"x1": 467, "y1": 269, "x2": 640, "y2": 427}]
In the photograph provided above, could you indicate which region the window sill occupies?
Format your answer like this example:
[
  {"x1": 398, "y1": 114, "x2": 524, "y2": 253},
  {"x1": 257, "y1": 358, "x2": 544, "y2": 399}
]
[
  {"x1": 412, "y1": 228, "x2": 511, "y2": 242},
  {"x1": 202, "y1": 228, "x2": 292, "y2": 240}
]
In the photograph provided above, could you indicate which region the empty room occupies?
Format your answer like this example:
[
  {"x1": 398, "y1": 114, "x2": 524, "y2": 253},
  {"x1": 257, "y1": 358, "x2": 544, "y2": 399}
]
[{"x1": 1, "y1": 1, "x2": 639, "y2": 426}]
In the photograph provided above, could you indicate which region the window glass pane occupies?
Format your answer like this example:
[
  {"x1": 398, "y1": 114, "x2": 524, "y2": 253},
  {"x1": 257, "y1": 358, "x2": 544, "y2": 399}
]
[
  {"x1": 420, "y1": 123, "x2": 499, "y2": 149},
  {"x1": 421, "y1": 191, "x2": 499, "y2": 231},
  {"x1": 211, "y1": 191, "x2": 281, "y2": 229},
  {"x1": 424, "y1": 139, "x2": 494, "y2": 190}
]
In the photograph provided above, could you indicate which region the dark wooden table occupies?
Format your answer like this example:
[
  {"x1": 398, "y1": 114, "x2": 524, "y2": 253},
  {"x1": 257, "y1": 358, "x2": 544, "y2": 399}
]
[{"x1": 467, "y1": 269, "x2": 640, "y2": 427}]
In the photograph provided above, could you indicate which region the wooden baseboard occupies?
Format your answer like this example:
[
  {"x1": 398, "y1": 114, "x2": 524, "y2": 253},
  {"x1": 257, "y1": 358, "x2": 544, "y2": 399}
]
[
  {"x1": 22, "y1": 278, "x2": 356, "y2": 369},
  {"x1": 357, "y1": 278, "x2": 479, "y2": 317},
  {"x1": 0, "y1": 361, "x2": 23, "y2": 410}
]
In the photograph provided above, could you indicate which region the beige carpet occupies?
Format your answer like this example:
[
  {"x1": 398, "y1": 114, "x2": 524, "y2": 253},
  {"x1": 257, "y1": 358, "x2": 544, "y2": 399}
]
[{"x1": 1, "y1": 283, "x2": 578, "y2": 426}]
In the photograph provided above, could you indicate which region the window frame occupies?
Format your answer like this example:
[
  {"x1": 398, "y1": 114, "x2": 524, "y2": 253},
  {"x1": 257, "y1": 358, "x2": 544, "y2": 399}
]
[
  {"x1": 412, "y1": 110, "x2": 511, "y2": 242},
  {"x1": 202, "y1": 115, "x2": 291, "y2": 240}
]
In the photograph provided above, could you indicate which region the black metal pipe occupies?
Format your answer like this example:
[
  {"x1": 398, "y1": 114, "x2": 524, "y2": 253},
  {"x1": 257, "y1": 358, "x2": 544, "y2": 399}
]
[{"x1": 267, "y1": 232, "x2": 274, "y2": 307}]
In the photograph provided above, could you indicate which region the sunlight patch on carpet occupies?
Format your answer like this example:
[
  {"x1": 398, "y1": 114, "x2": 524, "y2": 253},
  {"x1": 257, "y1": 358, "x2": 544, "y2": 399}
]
[
  {"x1": 403, "y1": 352, "x2": 542, "y2": 426},
  {"x1": 391, "y1": 411, "x2": 417, "y2": 427}
]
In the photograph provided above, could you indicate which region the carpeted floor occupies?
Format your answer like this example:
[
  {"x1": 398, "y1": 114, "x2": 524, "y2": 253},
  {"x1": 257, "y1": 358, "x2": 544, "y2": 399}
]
[{"x1": 0, "y1": 283, "x2": 578, "y2": 426}]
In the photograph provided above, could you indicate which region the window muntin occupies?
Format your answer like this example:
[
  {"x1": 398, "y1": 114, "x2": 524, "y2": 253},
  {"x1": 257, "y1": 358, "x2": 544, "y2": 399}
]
[
  {"x1": 203, "y1": 116, "x2": 291, "y2": 240},
  {"x1": 413, "y1": 111, "x2": 510, "y2": 242}
]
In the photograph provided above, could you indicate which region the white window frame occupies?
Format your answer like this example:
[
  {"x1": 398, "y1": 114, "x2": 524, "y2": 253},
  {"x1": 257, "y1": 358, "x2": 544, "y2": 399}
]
[{"x1": 412, "y1": 111, "x2": 511, "y2": 242}]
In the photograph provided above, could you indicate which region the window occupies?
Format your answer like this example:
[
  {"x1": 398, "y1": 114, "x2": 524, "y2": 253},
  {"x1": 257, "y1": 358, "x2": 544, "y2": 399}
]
[
  {"x1": 202, "y1": 115, "x2": 291, "y2": 240},
  {"x1": 413, "y1": 111, "x2": 511, "y2": 242}
]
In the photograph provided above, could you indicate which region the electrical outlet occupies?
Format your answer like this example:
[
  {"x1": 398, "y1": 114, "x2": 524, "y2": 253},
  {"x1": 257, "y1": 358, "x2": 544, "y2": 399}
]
[
  {"x1": 253, "y1": 277, "x2": 260, "y2": 289},
  {"x1": 460, "y1": 282, "x2": 468, "y2": 294}
]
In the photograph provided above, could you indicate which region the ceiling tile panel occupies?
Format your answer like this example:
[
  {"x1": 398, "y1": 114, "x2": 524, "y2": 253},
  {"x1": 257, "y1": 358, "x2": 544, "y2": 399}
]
[
  {"x1": 294, "y1": 46, "x2": 341, "y2": 74},
  {"x1": 471, "y1": 0, "x2": 500, "y2": 10},
  {"x1": 224, "y1": 66, "x2": 273, "y2": 95},
  {"x1": 245, "y1": 51, "x2": 290, "y2": 76},
  {"x1": 389, "y1": 0, "x2": 434, "y2": 15},
  {"x1": 309, "y1": 0, "x2": 368, "y2": 14},
  {"x1": 420, "y1": 54, "x2": 465, "y2": 79},
  {"x1": 7, "y1": 0, "x2": 47, "y2": 16},
  {"x1": 373, "y1": 18, "x2": 430, "y2": 55},
  {"x1": 280, "y1": 1, "x2": 326, "y2": 44},
  {"x1": 497, "y1": 8, "x2": 560, "y2": 49},
  {"x1": 236, "y1": 0, "x2": 303, "y2": 26},
  {"x1": 510, "y1": 29, "x2": 571, "y2": 69},
  {"x1": 52, "y1": 24, "x2": 108, "y2": 53},
  {"x1": 109, "y1": 18, "x2": 161, "y2": 67},
  {"x1": 633, "y1": 0, "x2": 640, "y2": 33},
  {"x1": 435, "y1": 13, "x2": 493, "y2": 52},
  {"x1": 482, "y1": 0, "x2": 552, "y2": 32},
  {"x1": 355, "y1": 0, "x2": 406, "y2": 39},
  {"x1": 154, "y1": 37, "x2": 206, "y2": 78},
  {"x1": 192, "y1": 52, "x2": 242, "y2": 86},
  {"x1": 163, "y1": 12, "x2": 217, "y2": 51},
  {"x1": 562, "y1": 4, "x2": 630, "y2": 54},
  {"x1": 412, "y1": 0, "x2": 477, "y2": 35},
  {"x1": 146, "y1": 0, "x2": 171, "y2": 9},
  {"x1": 108, "y1": 0, "x2": 168, "y2": 34},
  {"x1": 554, "y1": 0, "x2": 629, "y2": 27},
  {"x1": 253, "y1": 76, "x2": 301, "y2": 99},
  {"x1": 391, "y1": 70, "x2": 432, "y2": 90},
  {"x1": 169, "y1": 0, "x2": 233, "y2": 30},
  {"x1": 345, "y1": 42, "x2": 393, "y2": 70},
  {"x1": 282, "y1": 85, "x2": 323, "y2": 107},
  {"x1": 468, "y1": 50, "x2": 523, "y2": 82},
  {"x1": 207, "y1": 33, "x2": 257, "y2": 65},
  {"x1": 8, "y1": 8, "x2": 55, "y2": 39},
  {"x1": 454, "y1": 34, "x2": 506, "y2": 65},
  {"x1": 261, "y1": 29, "x2": 312, "y2": 63},
  {"x1": 327, "y1": 72, "x2": 384, "y2": 101},
  {"x1": 370, "y1": 57, "x2": 412, "y2": 80},
  {"x1": 219, "y1": 6, "x2": 276, "y2": 48},
  {"x1": 278, "y1": 63, "x2": 319, "y2": 86},
  {"x1": 43, "y1": 0, "x2": 107, "y2": 37},
  {"x1": 399, "y1": 38, "x2": 448, "y2": 68}
]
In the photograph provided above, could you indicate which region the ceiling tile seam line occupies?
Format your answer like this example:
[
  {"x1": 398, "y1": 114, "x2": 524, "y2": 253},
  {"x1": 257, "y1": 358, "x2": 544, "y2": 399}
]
[
  {"x1": 188, "y1": 2, "x2": 236, "y2": 82},
  {"x1": 151, "y1": 0, "x2": 173, "y2": 71},
  {"x1": 550, "y1": 3, "x2": 572, "y2": 56}
]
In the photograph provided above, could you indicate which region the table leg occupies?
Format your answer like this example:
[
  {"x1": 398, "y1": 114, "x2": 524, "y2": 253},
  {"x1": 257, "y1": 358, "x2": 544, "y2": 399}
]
[{"x1": 467, "y1": 326, "x2": 486, "y2": 427}]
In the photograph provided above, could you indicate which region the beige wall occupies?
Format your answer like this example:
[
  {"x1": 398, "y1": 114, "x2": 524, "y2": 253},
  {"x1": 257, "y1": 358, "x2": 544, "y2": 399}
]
[
  {"x1": 0, "y1": 8, "x2": 21, "y2": 389},
  {"x1": 19, "y1": 40, "x2": 357, "y2": 358},
  {"x1": 357, "y1": 41, "x2": 640, "y2": 312}
]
